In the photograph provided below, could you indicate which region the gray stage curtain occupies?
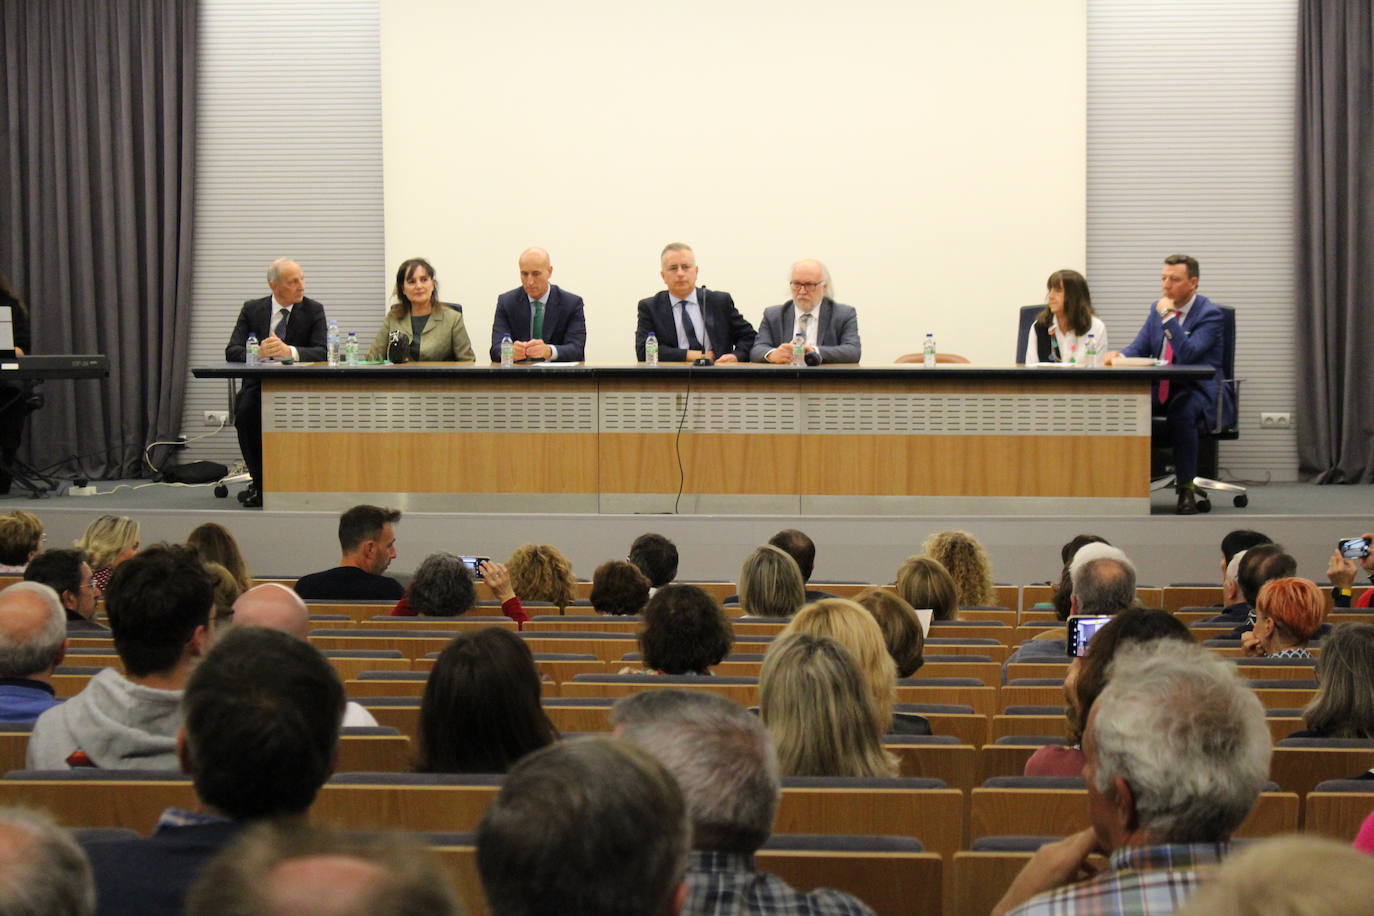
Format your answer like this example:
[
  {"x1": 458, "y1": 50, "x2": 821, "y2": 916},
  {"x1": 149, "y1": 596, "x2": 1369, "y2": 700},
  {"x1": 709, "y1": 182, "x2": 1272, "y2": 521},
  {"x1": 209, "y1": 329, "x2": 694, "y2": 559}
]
[
  {"x1": 0, "y1": 0, "x2": 196, "y2": 479},
  {"x1": 1296, "y1": 1, "x2": 1374, "y2": 483}
]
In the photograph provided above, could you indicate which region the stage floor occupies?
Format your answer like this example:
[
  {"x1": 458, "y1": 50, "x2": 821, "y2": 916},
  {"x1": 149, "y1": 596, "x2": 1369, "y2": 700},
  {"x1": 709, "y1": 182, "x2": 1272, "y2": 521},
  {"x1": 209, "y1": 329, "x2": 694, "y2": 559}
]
[{"x1": 5, "y1": 478, "x2": 1371, "y2": 594}]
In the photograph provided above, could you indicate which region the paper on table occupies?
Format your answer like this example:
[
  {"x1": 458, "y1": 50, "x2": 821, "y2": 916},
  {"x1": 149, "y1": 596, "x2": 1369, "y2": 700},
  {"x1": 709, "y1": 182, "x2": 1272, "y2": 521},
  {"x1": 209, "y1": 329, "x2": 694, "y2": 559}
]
[{"x1": 1108, "y1": 356, "x2": 1157, "y2": 367}]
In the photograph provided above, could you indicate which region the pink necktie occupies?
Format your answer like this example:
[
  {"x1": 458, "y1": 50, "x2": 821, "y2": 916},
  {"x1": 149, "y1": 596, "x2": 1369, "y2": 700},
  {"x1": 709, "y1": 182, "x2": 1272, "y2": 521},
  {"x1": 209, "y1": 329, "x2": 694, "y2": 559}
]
[{"x1": 1157, "y1": 312, "x2": 1177, "y2": 404}]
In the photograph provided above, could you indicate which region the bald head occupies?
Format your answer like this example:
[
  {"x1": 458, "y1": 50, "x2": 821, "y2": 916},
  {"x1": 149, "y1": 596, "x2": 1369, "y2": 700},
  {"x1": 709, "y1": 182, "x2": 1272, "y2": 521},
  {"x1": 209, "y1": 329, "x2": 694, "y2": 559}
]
[
  {"x1": 267, "y1": 855, "x2": 389, "y2": 916},
  {"x1": 0, "y1": 582, "x2": 66, "y2": 678},
  {"x1": 231, "y1": 583, "x2": 309, "y2": 639},
  {"x1": 519, "y1": 247, "x2": 553, "y2": 300},
  {"x1": 789, "y1": 259, "x2": 831, "y2": 311}
]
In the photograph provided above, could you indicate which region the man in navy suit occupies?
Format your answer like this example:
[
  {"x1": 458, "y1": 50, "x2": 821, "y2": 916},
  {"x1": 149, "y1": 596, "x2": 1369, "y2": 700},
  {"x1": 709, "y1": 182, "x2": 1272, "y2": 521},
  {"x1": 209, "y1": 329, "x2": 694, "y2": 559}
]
[
  {"x1": 635, "y1": 243, "x2": 755, "y2": 363},
  {"x1": 489, "y1": 247, "x2": 587, "y2": 362},
  {"x1": 224, "y1": 259, "x2": 328, "y2": 507},
  {"x1": 1105, "y1": 254, "x2": 1230, "y2": 515},
  {"x1": 751, "y1": 259, "x2": 861, "y2": 363}
]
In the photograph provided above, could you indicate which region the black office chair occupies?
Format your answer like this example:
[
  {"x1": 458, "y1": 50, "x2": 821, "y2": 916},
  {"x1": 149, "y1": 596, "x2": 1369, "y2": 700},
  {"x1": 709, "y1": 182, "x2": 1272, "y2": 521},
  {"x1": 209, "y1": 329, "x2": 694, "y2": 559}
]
[
  {"x1": 1150, "y1": 304, "x2": 1247, "y2": 511},
  {"x1": 1013, "y1": 305, "x2": 1042, "y2": 363}
]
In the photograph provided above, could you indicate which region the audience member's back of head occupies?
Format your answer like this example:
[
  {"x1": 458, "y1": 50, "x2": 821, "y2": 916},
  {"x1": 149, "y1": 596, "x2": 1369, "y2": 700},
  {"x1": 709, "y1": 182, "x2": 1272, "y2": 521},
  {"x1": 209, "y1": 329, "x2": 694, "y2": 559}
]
[
  {"x1": 895, "y1": 555, "x2": 958, "y2": 621},
  {"x1": 590, "y1": 560, "x2": 650, "y2": 616},
  {"x1": 337, "y1": 505, "x2": 400, "y2": 556},
  {"x1": 1089, "y1": 639, "x2": 1269, "y2": 843},
  {"x1": 852, "y1": 587, "x2": 925, "y2": 678},
  {"x1": 417, "y1": 627, "x2": 556, "y2": 773},
  {"x1": 783, "y1": 599, "x2": 896, "y2": 732},
  {"x1": 1255, "y1": 577, "x2": 1327, "y2": 646},
  {"x1": 612, "y1": 690, "x2": 779, "y2": 854},
  {"x1": 1066, "y1": 608, "x2": 1192, "y2": 744},
  {"x1": 1174, "y1": 835, "x2": 1374, "y2": 916},
  {"x1": 739, "y1": 544, "x2": 805, "y2": 619},
  {"x1": 921, "y1": 529, "x2": 996, "y2": 607},
  {"x1": 638, "y1": 584, "x2": 734, "y2": 674},
  {"x1": 0, "y1": 512, "x2": 43, "y2": 567},
  {"x1": 1220, "y1": 529, "x2": 1272, "y2": 566},
  {"x1": 759, "y1": 633, "x2": 896, "y2": 778},
  {"x1": 1238, "y1": 543, "x2": 1297, "y2": 607},
  {"x1": 477, "y1": 737, "x2": 689, "y2": 916},
  {"x1": 1070, "y1": 554, "x2": 1137, "y2": 614},
  {"x1": 183, "y1": 627, "x2": 344, "y2": 819},
  {"x1": 203, "y1": 561, "x2": 242, "y2": 630},
  {"x1": 507, "y1": 543, "x2": 576, "y2": 609},
  {"x1": 105, "y1": 544, "x2": 213, "y2": 677},
  {"x1": 186, "y1": 522, "x2": 253, "y2": 591},
  {"x1": 628, "y1": 533, "x2": 678, "y2": 588},
  {"x1": 406, "y1": 552, "x2": 476, "y2": 617},
  {"x1": 187, "y1": 822, "x2": 461, "y2": 916},
  {"x1": 1304, "y1": 622, "x2": 1374, "y2": 738},
  {"x1": 767, "y1": 529, "x2": 817, "y2": 582},
  {"x1": 0, "y1": 582, "x2": 66, "y2": 679},
  {"x1": 22, "y1": 548, "x2": 84, "y2": 598},
  {"x1": 0, "y1": 806, "x2": 96, "y2": 916},
  {"x1": 1052, "y1": 535, "x2": 1109, "y2": 619}
]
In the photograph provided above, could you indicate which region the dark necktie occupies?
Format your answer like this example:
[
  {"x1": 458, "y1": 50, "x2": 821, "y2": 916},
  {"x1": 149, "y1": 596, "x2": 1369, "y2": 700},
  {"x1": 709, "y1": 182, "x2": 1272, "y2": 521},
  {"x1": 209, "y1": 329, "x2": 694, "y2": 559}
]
[
  {"x1": 532, "y1": 301, "x2": 545, "y2": 340},
  {"x1": 679, "y1": 302, "x2": 702, "y2": 350},
  {"x1": 273, "y1": 308, "x2": 290, "y2": 339}
]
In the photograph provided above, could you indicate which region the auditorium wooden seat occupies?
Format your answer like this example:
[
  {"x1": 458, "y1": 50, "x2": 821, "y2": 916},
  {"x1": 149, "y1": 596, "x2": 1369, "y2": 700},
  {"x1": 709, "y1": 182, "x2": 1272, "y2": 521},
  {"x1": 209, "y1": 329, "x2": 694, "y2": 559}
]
[
  {"x1": 952, "y1": 851, "x2": 1033, "y2": 916},
  {"x1": 1012, "y1": 624, "x2": 1060, "y2": 644},
  {"x1": 322, "y1": 652, "x2": 409, "y2": 681},
  {"x1": 885, "y1": 741, "x2": 978, "y2": 793},
  {"x1": 422, "y1": 842, "x2": 488, "y2": 916},
  {"x1": 1271, "y1": 745, "x2": 1374, "y2": 798},
  {"x1": 1303, "y1": 785, "x2": 1374, "y2": 840},
  {"x1": 413, "y1": 652, "x2": 607, "y2": 684},
  {"x1": 757, "y1": 843, "x2": 943, "y2": 916},
  {"x1": 998, "y1": 685, "x2": 1066, "y2": 711},
  {"x1": 559, "y1": 675, "x2": 757, "y2": 705},
  {"x1": 523, "y1": 617, "x2": 640, "y2": 635},
  {"x1": 335, "y1": 733, "x2": 413, "y2": 772},
  {"x1": 1231, "y1": 662, "x2": 1319, "y2": 682},
  {"x1": 911, "y1": 661, "x2": 1001, "y2": 686},
  {"x1": 924, "y1": 641, "x2": 1012, "y2": 663},
  {"x1": 1019, "y1": 609, "x2": 1057, "y2": 626},
  {"x1": 894, "y1": 684, "x2": 996, "y2": 717},
  {"x1": 1005, "y1": 662, "x2": 1072, "y2": 682},
  {"x1": 311, "y1": 781, "x2": 501, "y2": 832},
  {"x1": 0, "y1": 777, "x2": 195, "y2": 833},
  {"x1": 51, "y1": 671, "x2": 100, "y2": 698},
  {"x1": 1163, "y1": 585, "x2": 1222, "y2": 610},
  {"x1": 303, "y1": 603, "x2": 396, "y2": 623},
  {"x1": 309, "y1": 631, "x2": 459, "y2": 660},
  {"x1": 68, "y1": 637, "x2": 116, "y2": 650},
  {"x1": 1251, "y1": 686, "x2": 1317, "y2": 711},
  {"x1": 919, "y1": 713, "x2": 989, "y2": 748},
  {"x1": 1265, "y1": 716, "x2": 1307, "y2": 743},
  {"x1": 0, "y1": 730, "x2": 29, "y2": 773},
  {"x1": 345, "y1": 676, "x2": 427, "y2": 698},
  {"x1": 990, "y1": 715, "x2": 1068, "y2": 742},
  {"x1": 363, "y1": 616, "x2": 516, "y2": 632},
  {"x1": 958, "y1": 609, "x2": 1017, "y2": 627},
  {"x1": 775, "y1": 781, "x2": 964, "y2": 863},
  {"x1": 359, "y1": 702, "x2": 421, "y2": 738},
  {"x1": 542, "y1": 699, "x2": 614, "y2": 733},
  {"x1": 927, "y1": 623, "x2": 1015, "y2": 645},
  {"x1": 1021, "y1": 586, "x2": 1054, "y2": 611},
  {"x1": 975, "y1": 745, "x2": 1060, "y2": 784}
]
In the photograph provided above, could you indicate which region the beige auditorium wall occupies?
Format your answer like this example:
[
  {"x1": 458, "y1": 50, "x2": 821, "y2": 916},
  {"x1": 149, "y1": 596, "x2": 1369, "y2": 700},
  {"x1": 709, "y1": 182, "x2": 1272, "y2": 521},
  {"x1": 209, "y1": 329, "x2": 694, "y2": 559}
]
[{"x1": 379, "y1": 0, "x2": 1085, "y2": 365}]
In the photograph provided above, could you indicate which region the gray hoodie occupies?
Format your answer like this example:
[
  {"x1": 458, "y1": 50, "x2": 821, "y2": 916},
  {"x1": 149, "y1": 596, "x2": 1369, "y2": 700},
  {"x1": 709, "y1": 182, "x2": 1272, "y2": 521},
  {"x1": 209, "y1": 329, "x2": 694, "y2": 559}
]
[{"x1": 26, "y1": 668, "x2": 182, "y2": 770}]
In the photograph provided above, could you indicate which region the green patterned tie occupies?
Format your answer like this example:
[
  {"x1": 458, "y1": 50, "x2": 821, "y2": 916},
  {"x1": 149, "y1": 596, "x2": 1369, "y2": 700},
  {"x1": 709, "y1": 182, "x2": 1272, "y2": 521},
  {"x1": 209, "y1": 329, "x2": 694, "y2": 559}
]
[{"x1": 532, "y1": 300, "x2": 545, "y2": 340}]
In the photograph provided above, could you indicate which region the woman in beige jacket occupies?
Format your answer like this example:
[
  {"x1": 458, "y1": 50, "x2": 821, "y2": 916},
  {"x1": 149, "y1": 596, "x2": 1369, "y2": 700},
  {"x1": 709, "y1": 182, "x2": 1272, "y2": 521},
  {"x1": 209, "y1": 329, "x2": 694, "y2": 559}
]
[{"x1": 368, "y1": 257, "x2": 475, "y2": 362}]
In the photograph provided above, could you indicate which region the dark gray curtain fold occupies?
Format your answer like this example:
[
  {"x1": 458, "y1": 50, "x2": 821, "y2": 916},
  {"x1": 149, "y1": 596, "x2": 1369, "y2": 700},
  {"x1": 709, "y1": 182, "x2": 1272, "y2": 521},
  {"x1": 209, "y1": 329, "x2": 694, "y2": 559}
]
[
  {"x1": 1296, "y1": 1, "x2": 1374, "y2": 483},
  {"x1": 0, "y1": 0, "x2": 196, "y2": 479}
]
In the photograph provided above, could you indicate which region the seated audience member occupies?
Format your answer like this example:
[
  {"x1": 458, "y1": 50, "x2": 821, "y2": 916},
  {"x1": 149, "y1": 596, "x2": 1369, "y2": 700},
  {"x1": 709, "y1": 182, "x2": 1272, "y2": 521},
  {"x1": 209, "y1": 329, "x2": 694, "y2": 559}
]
[
  {"x1": 590, "y1": 560, "x2": 650, "y2": 616},
  {"x1": 477, "y1": 737, "x2": 690, "y2": 916},
  {"x1": 767, "y1": 528, "x2": 838, "y2": 601},
  {"x1": 1292, "y1": 622, "x2": 1374, "y2": 741},
  {"x1": 894, "y1": 555, "x2": 959, "y2": 621},
  {"x1": 1241, "y1": 577, "x2": 1326, "y2": 659},
  {"x1": 186, "y1": 522, "x2": 253, "y2": 593},
  {"x1": 1174, "y1": 836, "x2": 1374, "y2": 916},
  {"x1": 230, "y1": 583, "x2": 378, "y2": 727},
  {"x1": 784, "y1": 598, "x2": 927, "y2": 735},
  {"x1": 293, "y1": 505, "x2": 403, "y2": 601},
  {"x1": 1005, "y1": 547, "x2": 1137, "y2": 665},
  {"x1": 81, "y1": 627, "x2": 345, "y2": 916},
  {"x1": 1330, "y1": 530, "x2": 1374, "y2": 609},
  {"x1": 28, "y1": 545, "x2": 212, "y2": 769},
  {"x1": 188, "y1": 823, "x2": 461, "y2": 916},
  {"x1": 921, "y1": 529, "x2": 996, "y2": 608},
  {"x1": 634, "y1": 584, "x2": 734, "y2": 675},
  {"x1": 416, "y1": 627, "x2": 557, "y2": 774},
  {"x1": 759, "y1": 633, "x2": 898, "y2": 778},
  {"x1": 629, "y1": 532, "x2": 679, "y2": 592},
  {"x1": 202, "y1": 561, "x2": 242, "y2": 631},
  {"x1": 1024, "y1": 608, "x2": 1192, "y2": 777},
  {"x1": 612, "y1": 691, "x2": 876, "y2": 916},
  {"x1": 853, "y1": 586, "x2": 926, "y2": 678},
  {"x1": 24, "y1": 548, "x2": 104, "y2": 633},
  {"x1": 1044, "y1": 534, "x2": 1109, "y2": 618},
  {"x1": 506, "y1": 543, "x2": 576, "y2": 612},
  {"x1": 1219, "y1": 529, "x2": 1272, "y2": 588},
  {"x1": 391, "y1": 552, "x2": 527, "y2": 625},
  {"x1": 0, "y1": 509, "x2": 44, "y2": 573},
  {"x1": 75, "y1": 514, "x2": 140, "y2": 594},
  {"x1": 1199, "y1": 540, "x2": 1295, "y2": 628},
  {"x1": 0, "y1": 582, "x2": 67, "y2": 721},
  {"x1": 993, "y1": 639, "x2": 1270, "y2": 915},
  {"x1": 737, "y1": 545, "x2": 806, "y2": 619},
  {"x1": 0, "y1": 806, "x2": 96, "y2": 916}
]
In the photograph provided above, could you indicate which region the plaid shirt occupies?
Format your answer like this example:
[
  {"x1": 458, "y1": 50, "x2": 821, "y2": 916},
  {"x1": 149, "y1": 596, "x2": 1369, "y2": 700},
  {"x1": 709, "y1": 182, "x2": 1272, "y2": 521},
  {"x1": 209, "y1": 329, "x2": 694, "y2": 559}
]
[
  {"x1": 684, "y1": 850, "x2": 875, "y2": 916},
  {"x1": 1006, "y1": 843, "x2": 1228, "y2": 916}
]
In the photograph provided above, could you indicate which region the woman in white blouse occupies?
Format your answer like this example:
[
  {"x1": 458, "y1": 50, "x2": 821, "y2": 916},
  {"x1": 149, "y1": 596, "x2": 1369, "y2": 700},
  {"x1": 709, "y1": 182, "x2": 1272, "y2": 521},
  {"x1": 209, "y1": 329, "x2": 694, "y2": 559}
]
[{"x1": 1024, "y1": 269, "x2": 1108, "y2": 366}]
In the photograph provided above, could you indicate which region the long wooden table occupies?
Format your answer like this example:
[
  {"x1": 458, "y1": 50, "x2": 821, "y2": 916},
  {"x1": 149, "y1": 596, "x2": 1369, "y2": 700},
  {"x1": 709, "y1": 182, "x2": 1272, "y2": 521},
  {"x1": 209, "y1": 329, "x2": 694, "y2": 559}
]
[{"x1": 191, "y1": 363, "x2": 1213, "y2": 515}]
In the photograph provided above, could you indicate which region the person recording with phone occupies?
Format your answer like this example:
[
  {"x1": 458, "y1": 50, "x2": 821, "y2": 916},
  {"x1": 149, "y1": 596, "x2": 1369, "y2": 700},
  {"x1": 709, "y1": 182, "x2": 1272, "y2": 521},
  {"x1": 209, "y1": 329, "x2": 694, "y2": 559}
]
[
  {"x1": 390, "y1": 552, "x2": 527, "y2": 626},
  {"x1": 1329, "y1": 533, "x2": 1374, "y2": 609},
  {"x1": 367, "y1": 258, "x2": 475, "y2": 363}
]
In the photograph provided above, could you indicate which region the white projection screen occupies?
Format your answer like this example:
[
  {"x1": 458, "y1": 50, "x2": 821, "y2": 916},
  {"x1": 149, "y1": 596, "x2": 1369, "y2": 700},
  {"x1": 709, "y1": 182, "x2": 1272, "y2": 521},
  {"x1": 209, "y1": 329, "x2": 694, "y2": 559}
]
[{"x1": 380, "y1": 0, "x2": 1085, "y2": 365}]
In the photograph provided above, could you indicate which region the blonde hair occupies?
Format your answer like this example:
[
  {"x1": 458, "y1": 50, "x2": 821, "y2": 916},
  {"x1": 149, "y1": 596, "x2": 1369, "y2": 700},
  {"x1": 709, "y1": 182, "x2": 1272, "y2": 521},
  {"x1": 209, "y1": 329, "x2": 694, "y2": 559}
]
[
  {"x1": 202, "y1": 561, "x2": 243, "y2": 628},
  {"x1": 0, "y1": 510, "x2": 43, "y2": 565},
  {"x1": 187, "y1": 522, "x2": 253, "y2": 592},
  {"x1": 1174, "y1": 835, "x2": 1374, "y2": 916},
  {"x1": 783, "y1": 599, "x2": 896, "y2": 730},
  {"x1": 739, "y1": 545, "x2": 805, "y2": 619},
  {"x1": 74, "y1": 515, "x2": 139, "y2": 571},
  {"x1": 921, "y1": 530, "x2": 996, "y2": 608},
  {"x1": 507, "y1": 543, "x2": 576, "y2": 610},
  {"x1": 760, "y1": 633, "x2": 897, "y2": 778},
  {"x1": 895, "y1": 555, "x2": 959, "y2": 621},
  {"x1": 852, "y1": 587, "x2": 926, "y2": 678}
]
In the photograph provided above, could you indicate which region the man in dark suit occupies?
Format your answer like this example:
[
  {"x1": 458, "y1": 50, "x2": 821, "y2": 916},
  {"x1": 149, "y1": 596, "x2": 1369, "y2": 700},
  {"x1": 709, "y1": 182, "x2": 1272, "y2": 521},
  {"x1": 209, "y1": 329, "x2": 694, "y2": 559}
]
[
  {"x1": 635, "y1": 243, "x2": 755, "y2": 363},
  {"x1": 224, "y1": 259, "x2": 328, "y2": 507},
  {"x1": 489, "y1": 247, "x2": 587, "y2": 363},
  {"x1": 1105, "y1": 254, "x2": 1231, "y2": 515},
  {"x1": 750, "y1": 259, "x2": 861, "y2": 363}
]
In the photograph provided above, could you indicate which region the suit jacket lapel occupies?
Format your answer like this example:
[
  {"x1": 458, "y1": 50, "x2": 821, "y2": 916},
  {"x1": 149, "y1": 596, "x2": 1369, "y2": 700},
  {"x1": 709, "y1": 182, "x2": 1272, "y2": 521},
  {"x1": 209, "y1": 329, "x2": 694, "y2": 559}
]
[
  {"x1": 780, "y1": 303, "x2": 795, "y2": 343},
  {"x1": 657, "y1": 292, "x2": 679, "y2": 348},
  {"x1": 817, "y1": 299, "x2": 832, "y2": 345}
]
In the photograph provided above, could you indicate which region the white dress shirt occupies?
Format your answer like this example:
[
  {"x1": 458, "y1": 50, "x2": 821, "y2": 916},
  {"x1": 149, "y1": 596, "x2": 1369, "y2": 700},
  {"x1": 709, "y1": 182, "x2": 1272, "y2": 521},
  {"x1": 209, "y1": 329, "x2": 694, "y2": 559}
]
[{"x1": 671, "y1": 289, "x2": 711, "y2": 353}]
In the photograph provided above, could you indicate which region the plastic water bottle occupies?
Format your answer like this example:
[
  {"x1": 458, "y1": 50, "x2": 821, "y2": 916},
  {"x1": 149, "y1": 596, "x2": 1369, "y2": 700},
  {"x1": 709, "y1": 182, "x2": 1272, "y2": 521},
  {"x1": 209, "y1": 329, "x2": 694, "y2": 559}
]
[
  {"x1": 246, "y1": 334, "x2": 259, "y2": 366},
  {"x1": 645, "y1": 333, "x2": 659, "y2": 366},
  {"x1": 327, "y1": 320, "x2": 340, "y2": 366},
  {"x1": 791, "y1": 333, "x2": 806, "y2": 367},
  {"x1": 345, "y1": 331, "x2": 358, "y2": 366},
  {"x1": 1084, "y1": 333, "x2": 1099, "y2": 368},
  {"x1": 500, "y1": 334, "x2": 514, "y2": 368},
  {"x1": 922, "y1": 333, "x2": 936, "y2": 367}
]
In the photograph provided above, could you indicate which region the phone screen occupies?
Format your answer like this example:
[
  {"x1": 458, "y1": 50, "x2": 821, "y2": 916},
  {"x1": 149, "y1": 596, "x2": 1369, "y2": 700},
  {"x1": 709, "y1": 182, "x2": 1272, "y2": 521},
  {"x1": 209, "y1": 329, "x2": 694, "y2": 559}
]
[
  {"x1": 1066, "y1": 615, "x2": 1112, "y2": 657},
  {"x1": 1339, "y1": 537, "x2": 1371, "y2": 560},
  {"x1": 460, "y1": 556, "x2": 490, "y2": 579}
]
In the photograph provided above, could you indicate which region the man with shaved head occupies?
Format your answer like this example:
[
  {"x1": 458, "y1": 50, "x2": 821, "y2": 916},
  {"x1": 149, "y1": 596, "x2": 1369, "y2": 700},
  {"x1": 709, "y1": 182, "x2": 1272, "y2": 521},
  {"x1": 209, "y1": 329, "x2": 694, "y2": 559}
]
[
  {"x1": 752, "y1": 259, "x2": 861, "y2": 363},
  {"x1": 490, "y1": 247, "x2": 587, "y2": 363},
  {"x1": 0, "y1": 581, "x2": 68, "y2": 720},
  {"x1": 230, "y1": 583, "x2": 378, "y2": 727}
]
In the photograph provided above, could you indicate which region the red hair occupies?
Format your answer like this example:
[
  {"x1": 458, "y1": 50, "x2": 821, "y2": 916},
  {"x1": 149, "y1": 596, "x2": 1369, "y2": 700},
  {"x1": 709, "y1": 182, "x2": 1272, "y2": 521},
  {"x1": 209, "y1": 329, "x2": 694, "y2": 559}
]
[{"x1": 1256, "y1": 577, "x2": 1326, "y2": 642}]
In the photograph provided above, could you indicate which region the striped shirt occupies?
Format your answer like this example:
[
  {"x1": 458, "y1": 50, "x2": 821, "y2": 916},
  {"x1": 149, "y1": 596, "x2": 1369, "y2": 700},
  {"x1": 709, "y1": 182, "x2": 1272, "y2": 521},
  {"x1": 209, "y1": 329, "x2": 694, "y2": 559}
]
[{"x1": 1006, "y1": 843, "x2": 1228, "y2": 916}]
